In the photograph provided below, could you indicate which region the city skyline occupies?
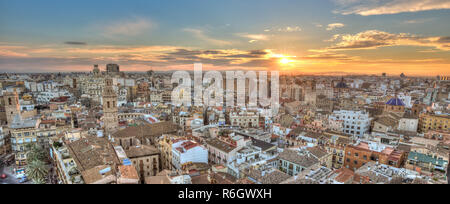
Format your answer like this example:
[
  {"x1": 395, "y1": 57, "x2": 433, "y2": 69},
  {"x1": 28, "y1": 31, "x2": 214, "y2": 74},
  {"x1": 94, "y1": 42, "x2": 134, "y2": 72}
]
[{"x1": 1, "y1": 0, "x2": 450, "y2": 76}]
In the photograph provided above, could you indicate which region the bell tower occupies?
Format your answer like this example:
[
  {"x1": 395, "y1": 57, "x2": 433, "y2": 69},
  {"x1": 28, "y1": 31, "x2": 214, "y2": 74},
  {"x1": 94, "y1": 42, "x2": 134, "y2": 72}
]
[
  {"x1": 102, "y1": 78, "x2": 119, "y2": 134},
  {"x1": 3, "y1": 89, "x2": 20, "y2": 127}
]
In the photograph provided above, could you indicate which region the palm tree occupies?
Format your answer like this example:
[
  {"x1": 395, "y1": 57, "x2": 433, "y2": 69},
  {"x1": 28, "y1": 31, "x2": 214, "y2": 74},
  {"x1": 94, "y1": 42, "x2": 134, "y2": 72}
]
[
  {"x1": 26, "y1": 160, "x2": 49, "y2": 184},
  {"x1": 26, "y1": 144, "x2": 47, "y2": 163}
]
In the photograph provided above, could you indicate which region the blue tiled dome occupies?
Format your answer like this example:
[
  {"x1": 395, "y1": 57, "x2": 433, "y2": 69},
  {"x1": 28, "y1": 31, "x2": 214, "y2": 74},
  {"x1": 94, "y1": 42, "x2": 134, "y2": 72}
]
[
  {"x1": 335, "y1": 81, "x2": 348, "y2": 88},
  {"x1": 335, "y1": 77, "x2": 348, "y2": 88},
  {"x1": 386, "y1": 98, "x2": 405, "y2": 106}
]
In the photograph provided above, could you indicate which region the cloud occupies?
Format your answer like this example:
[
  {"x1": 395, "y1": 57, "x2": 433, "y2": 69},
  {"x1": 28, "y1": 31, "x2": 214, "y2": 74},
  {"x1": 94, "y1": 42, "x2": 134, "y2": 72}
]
[
  {"x1": 0, "y1": 49, "x2": 28, "y2": 57},
  {"x1": 66, "y1": 45, "x2": 180, "y2": 54},
  {"x1": 64, "y1": 41, "x2": 87, "y2": 45},
  {"x1": 404, "y1": 18, "x2": 435, "y2": 24},
  {"x1": 326, "y1": 23, "x2": 345, "y2": 31},
  {"x1": 302, "y1": 52, "x2": 357, "y2": 61},
  {"x1": 236, "y1": 33, "x2": 270, "y2": 43},
  {"x1": 334, "y1": 0, "x2": 450, "y2": 16},
  {"x1": 156, "y1": 48, "x2": 274, "y2": 66},
  {"x1": 313, "y1": 23, "x2": 324, "y2": 28},
  {"x1": 183, "y1": 28, "x2": 232, "y2": 46},
  {"x1": 0, "y1": 41, "x2": 286, "y2": 71},
  {"x1": 318, "y1": 30, "x2": 450, "y2": 51},
  {"x1": 102, "y1": 17, "x2": 154, "y2": 38},
  {"x1": 1, "y1": 42, "x2": 449, "y2": 76},
  {"x1": 278, "y1": 26, "x2": 302, "y2": 32},
  {"x1": 263, "y1": 26, "x2": 302, "y2": 33}
]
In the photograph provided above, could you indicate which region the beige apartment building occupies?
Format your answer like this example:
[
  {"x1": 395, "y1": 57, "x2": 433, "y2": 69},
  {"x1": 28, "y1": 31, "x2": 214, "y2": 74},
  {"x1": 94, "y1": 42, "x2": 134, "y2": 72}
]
[{"x1": 229, "y1": 110, "x2": 259, "y2": 128}]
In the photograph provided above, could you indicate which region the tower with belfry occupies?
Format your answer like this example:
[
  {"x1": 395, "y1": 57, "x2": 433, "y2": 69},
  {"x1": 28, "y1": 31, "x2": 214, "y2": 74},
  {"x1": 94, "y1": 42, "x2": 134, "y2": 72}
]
[
  {"x1": 3, "y1": 89, "x2": 20, "y2": 127},
  {"x1": 102, "y1": 78, "x2": 119, "y2": 135}
]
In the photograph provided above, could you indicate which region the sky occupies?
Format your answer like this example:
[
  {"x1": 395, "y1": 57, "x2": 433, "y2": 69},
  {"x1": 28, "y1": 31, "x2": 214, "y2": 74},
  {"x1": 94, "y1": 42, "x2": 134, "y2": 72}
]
[{"x1": 0, "y1": 0, "x2": 449, "y2": 76}]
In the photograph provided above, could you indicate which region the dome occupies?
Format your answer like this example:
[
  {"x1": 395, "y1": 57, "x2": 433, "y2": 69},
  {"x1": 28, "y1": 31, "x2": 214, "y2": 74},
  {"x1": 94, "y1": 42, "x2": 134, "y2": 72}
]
[
  {"x1": 336, "y1": 81, "x2": 348, "y2": 88},
  {"x1": 335, "y1": 77, "x2": 348, "y2": 88},
  {"x1": 386, "y1": 98, "x2": 405, "y2": 106}
]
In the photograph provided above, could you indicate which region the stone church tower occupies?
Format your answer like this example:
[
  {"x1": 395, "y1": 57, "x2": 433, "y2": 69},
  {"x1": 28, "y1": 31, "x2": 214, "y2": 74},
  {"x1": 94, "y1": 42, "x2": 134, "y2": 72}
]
[
  {"x1": 102, "y1": 78, "x2": 119, "y2": 135},
  {"x1": 3, "y1": 89, "x2": 20, "y2": 127}
]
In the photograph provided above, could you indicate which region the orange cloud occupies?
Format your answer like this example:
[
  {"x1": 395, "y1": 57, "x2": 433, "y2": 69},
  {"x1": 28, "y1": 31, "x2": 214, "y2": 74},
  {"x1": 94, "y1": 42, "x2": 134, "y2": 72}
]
[
  {"x1": 334, "y1": 0, "x2": 450, "y2": 16},
  {"x1": 318, "y1": 30, "x2": 450, "y2": 51}
]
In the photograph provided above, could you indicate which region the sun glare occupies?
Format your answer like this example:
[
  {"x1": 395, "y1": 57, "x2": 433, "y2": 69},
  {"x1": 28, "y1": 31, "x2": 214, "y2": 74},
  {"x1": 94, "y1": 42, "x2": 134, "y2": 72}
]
[{"x1": 280, "y1": 57, "x2": 293, "y2": 65}]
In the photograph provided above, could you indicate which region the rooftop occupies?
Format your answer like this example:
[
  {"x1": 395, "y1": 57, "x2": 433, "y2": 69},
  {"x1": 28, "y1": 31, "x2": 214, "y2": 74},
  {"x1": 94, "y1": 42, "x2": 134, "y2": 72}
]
[
  {"x1": 306, "y1": 147, "x2": 329, "y2": 159},
  {"x1": 118, "y1": 165, "x2": 139, "y2": 180},
  {"x1": 355, "y1": 162, "x2": 420, "y2": 184},
  {"x1": 206, "y1": 138, "x2": 236, "y2": 153},
  {"x1": 67, "y1": 136, "x2": 120, "y2": 172},
  {"x1": 10, "y1": 114, "x2": 39, "y2": 129},
  {"x1": 125, "y1": 145, "x2": 159, "y2": 158},
  {"x1": 246, "y1": 167, "x2": 291, "y2": 184},
  {"x1": 112, "y1": 121, "x2": 179, "y2": 139},
  {"x1": 251, "y1": 138, "x2": 276, "y2": 152},
  {"x1": 278, "y1": 149, "x2": 319, "y2": 168}
]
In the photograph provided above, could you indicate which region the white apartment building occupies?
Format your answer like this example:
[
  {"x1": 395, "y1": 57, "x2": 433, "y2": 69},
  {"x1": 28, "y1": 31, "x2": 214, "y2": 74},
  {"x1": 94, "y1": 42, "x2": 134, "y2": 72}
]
[
  {"x1": 205, "y1": 136, "x2": 246, "y2": 165},
  {"x1": 329, "y1": 110, "x2": 371, "y2": 137},
  {"x1": 171, "y1": 140, "x2": 208, "y2": 169},
  {"x1": 33, "y1": 90, "x2": 72, "y2": 104},
  {"x1": 398, "y1": 117, "x2": 418, "y2": 132},
  {"x1": 26, "y1": 81, "x2": 60, "y2": 93}
]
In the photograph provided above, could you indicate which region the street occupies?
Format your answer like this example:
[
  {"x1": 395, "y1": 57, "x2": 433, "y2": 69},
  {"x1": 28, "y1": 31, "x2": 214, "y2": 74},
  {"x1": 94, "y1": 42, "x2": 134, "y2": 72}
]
[{"x1": 0, "y1": 164, "x2": 19, "y2": 184}]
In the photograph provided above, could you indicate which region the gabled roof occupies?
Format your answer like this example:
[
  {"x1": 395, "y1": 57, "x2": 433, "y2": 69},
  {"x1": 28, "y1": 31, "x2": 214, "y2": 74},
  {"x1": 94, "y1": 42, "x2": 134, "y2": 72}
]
[
  {"x1": 206, "y1": 138, "x2": 236, "y2": 153},
  {"x1": 306, "y1": 147, "x2": 329, "y2": 159},
  {"x1": 67, "y1": 136, "x2": 120, "y2": 172},
  {"x1": 278, "y1": 149, "x2": 319, "y2": 168}
]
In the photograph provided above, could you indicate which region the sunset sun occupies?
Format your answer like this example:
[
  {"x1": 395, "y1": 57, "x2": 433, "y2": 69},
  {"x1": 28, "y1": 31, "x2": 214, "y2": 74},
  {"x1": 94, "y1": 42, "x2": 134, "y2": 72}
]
[{"x1": 280, "y1": 57, "x2": 294, "y2": 65}]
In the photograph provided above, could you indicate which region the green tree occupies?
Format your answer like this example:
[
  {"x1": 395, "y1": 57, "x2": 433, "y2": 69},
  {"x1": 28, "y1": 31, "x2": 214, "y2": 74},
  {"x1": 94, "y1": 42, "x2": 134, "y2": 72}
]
[{"x1": 26, "y1": 160, "x2": 49, "y2": 184}]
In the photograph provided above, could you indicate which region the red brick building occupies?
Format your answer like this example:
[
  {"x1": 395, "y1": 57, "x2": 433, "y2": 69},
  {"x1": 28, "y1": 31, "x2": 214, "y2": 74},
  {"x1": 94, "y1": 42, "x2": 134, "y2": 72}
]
[{"x1": 344, "y1": 141, "x2": 406, "y2": 171}]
